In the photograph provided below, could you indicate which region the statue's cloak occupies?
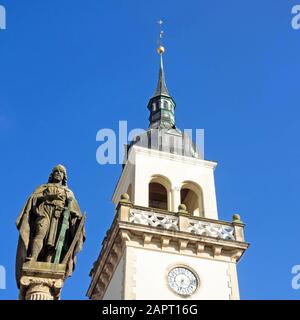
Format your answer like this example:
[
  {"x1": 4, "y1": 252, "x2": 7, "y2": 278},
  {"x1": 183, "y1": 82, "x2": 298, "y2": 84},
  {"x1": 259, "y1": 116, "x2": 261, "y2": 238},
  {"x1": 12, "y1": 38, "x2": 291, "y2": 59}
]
[{"x1": 15, "y1": 184, "x2": 86, "y2": 288}]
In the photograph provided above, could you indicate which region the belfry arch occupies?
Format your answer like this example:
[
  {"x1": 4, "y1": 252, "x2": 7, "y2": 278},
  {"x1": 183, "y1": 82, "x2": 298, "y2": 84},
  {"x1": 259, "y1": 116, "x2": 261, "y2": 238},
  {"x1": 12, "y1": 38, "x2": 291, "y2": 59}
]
[
  {"x1": 180, "y1": 181, "x2": 204, "y2": 217},
  {"x1": 148, "y1": 175, "x2": 171, "y2": 211}
]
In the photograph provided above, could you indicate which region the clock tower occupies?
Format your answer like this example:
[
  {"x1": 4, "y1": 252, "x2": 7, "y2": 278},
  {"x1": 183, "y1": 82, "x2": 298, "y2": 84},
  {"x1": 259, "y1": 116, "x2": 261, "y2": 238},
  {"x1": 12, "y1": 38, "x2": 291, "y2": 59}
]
[{"x1": 87, "y1": 31, "x2": 249, "y2": 300}]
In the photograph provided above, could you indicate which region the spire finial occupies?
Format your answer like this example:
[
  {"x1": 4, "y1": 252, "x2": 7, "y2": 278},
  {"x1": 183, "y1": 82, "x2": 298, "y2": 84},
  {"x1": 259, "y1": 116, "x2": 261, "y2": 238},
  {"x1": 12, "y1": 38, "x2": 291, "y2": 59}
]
[
  {"x1": 147, "y1": 19, "x2": 176, "y2": 129},
  {"x1": 157, "y1": 19, "x2": 165, "y2": 55},
  {"x1": 152, "y1": 19, "x2": 170, "y2": 98}
]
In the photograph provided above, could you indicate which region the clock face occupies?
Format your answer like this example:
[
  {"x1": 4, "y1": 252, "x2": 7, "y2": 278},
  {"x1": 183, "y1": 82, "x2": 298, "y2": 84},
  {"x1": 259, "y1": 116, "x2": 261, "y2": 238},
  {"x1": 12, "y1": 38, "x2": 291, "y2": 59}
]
[{"x1": 167, "y1": 267, "x2": 198, "y2": 296}]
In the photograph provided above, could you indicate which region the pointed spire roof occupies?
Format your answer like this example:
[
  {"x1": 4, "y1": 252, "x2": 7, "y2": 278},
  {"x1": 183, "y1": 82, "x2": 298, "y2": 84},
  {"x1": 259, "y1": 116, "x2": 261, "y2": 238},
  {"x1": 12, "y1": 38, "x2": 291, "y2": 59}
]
[
  {"x1": 147, "y1": 21, "x2": 176, "y2": 129},
  {"x1": 153, "y1": 54, "x2": 170, "y2": 98}
]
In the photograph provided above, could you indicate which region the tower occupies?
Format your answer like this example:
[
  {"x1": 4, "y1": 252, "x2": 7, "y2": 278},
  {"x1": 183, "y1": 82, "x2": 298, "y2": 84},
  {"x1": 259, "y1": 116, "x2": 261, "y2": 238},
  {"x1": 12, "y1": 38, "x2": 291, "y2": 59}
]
[{"x1": 87, "y1": 27, "x2": 249, "y2": 300}]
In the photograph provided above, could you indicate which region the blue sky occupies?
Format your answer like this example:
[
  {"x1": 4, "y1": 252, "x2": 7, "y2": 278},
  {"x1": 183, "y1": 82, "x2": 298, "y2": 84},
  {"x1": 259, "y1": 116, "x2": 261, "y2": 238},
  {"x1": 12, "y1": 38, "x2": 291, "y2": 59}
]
[{"x1": 1, "y1": 0, "x2": 300, "y2": 299}]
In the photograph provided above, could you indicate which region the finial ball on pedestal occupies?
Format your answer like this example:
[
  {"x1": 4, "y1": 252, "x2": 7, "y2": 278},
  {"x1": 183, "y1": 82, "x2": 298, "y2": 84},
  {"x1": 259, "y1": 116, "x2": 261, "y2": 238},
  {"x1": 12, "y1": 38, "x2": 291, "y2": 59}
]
[
  {"x1": 121, "y1": 193, "x2": 130, "y2": 201},
  {"x1": 232, "y1": 213, "x2": 243, "y2": 223},
  {"x1": 178, "y1": 204, "x2": 187, "y2": 211},
  {"x1": 157, "y1": 46, "x2": 165, "y2": 54}
]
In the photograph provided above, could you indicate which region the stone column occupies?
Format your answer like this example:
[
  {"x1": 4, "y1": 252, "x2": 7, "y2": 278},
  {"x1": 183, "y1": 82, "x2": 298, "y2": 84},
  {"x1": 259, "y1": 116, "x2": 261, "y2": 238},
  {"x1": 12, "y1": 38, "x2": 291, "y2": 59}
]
[
  {"x1": 177, "y1": 204, "x2": 190, "y2": 232},
  {"x1": 171, "y1": 186, "x2": 181, "y2": 212},
  {"x1": 232, "y1": 214, "x2": 245, "y2": 242},
  {"x1": 117, "y1": 193, "x2": 133, "y2": 222},
  {"x1": 19, "y1": 261, "x2": 66, "y2": 300}
]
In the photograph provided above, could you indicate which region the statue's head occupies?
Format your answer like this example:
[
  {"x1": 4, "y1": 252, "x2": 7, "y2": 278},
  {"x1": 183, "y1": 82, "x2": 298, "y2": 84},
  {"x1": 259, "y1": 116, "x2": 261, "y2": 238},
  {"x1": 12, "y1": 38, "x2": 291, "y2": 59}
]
[{"x1": 48, "y1": 164, "x2": 67, "y2": 186}]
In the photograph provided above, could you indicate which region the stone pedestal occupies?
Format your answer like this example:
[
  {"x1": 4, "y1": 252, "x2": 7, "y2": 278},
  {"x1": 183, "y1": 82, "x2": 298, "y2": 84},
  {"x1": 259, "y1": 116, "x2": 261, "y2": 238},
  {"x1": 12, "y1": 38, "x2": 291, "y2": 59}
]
[{"x1": 19, "y1": 261, "x2": 66, "y2": 300}]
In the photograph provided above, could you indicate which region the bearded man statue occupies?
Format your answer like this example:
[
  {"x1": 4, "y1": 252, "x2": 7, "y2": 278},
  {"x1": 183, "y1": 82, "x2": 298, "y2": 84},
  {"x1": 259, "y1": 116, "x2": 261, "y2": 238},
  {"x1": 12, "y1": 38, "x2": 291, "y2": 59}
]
[{"x1": 15, "y1": 164, "x2": 85, "y2": 289}]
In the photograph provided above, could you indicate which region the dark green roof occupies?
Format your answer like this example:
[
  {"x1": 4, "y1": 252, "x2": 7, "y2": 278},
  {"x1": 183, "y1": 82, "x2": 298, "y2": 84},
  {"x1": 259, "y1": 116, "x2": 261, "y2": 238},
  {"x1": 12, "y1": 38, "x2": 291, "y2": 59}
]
[{"x1": 152, "y1": 54, "x2": 170, "y2": 98}]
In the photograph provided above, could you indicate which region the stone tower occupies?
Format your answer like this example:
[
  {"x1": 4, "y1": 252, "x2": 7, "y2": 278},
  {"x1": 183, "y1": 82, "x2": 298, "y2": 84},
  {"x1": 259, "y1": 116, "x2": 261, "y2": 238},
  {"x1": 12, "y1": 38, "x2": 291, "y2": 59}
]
[{"x1": 87, "y1": 39, "x2": 249, "y2": 300}]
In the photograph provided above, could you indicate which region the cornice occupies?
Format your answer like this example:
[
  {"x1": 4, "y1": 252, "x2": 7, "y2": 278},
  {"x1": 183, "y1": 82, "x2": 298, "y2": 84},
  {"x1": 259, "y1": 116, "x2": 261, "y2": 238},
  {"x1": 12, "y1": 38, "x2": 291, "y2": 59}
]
[
  {"x1": 131, "y1": 145, "x2": 217, "y2": 169},
  {"x1": 87, "y1": 211, "x2": 249, "y2": 300}
]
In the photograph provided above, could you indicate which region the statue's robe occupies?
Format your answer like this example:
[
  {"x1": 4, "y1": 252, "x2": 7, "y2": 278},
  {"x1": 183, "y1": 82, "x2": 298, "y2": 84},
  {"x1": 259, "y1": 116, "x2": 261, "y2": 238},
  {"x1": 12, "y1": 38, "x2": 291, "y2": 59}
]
[{"x1": 15, "y1": 183, "x2": 85, "y2": 288}]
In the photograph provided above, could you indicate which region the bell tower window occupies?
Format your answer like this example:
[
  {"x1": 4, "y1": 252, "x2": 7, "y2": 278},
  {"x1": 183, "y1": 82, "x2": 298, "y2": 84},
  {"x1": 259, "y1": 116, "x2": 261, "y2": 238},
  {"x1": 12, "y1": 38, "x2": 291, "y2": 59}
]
[
  {"x1": 180, "y1": 182, "x2": 204, "y2": 217},
  {"x1": 149, "y1": 182, "x2": 168, "y2": 210}
]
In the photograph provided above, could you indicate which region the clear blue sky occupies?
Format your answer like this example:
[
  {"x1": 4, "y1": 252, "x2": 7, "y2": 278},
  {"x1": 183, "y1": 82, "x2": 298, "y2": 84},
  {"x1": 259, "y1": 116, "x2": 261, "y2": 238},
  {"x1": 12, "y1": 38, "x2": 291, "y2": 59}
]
[{"x1": 1, "y1": 0, "x2": 300, "y2": 300}]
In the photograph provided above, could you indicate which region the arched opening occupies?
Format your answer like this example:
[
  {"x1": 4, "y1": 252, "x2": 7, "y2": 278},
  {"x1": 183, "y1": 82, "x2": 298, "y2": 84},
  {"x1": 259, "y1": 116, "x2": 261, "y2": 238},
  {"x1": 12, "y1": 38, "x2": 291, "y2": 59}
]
[
  {"x1": 180, "y1": 182, "x2": 204, "y2": 216},
  {"x1": 149, "y1": 182, "x2": 168, "y2": 210},
  {"x1": 149, "y1": 175, "x2": 171, "y2": 210}
]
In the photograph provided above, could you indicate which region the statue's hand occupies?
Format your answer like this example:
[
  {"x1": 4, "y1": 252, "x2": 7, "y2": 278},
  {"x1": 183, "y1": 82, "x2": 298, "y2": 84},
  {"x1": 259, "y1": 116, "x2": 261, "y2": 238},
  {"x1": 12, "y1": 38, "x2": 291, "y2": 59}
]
[{"x1": 54, "y1": 210, "x2": 61, "y2": 218}]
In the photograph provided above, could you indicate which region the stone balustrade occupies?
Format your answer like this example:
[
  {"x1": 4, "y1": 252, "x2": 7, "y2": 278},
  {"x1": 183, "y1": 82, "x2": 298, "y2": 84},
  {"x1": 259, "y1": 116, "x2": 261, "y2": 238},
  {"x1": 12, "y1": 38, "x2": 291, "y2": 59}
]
[{"x1": 117, "y1": 197, "x2": 245, "y2": 243}]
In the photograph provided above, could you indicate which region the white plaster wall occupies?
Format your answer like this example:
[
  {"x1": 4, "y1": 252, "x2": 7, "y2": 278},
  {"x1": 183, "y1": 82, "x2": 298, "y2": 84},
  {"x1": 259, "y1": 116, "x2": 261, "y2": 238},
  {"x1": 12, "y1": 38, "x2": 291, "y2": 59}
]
[
  {"x1": 128, "y1": 247, "x2": 238, "y2": 300},
  {"x1": 113, "y1": 162, "x2": 135, "y2": 204},
  {"x1": 133, "y1": 147, "x2": 218, "y2": 219},
  {"x1": 102, "y1": 253, "x2": 125, "y2": 300},
  {"x1": 113, "y1": 146, "x2": 219, "y2": 219}
]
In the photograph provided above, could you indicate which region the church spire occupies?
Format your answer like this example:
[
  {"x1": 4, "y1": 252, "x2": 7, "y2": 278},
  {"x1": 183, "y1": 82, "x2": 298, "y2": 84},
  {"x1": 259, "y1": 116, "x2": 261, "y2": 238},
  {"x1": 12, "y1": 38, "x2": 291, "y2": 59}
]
[
  {"x1": 153, "y1": 53, "x2": 170, "y2": 98},
  {"x1": 147, "y1": 20, "x2": 176, "y2": 129}
]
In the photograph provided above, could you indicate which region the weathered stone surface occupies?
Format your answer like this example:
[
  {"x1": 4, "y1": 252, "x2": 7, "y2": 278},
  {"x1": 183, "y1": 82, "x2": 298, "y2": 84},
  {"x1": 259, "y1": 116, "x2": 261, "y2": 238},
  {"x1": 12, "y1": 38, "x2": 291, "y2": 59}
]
[
  {"x1": 15, "y1": 165, "x2": 86, "y2": 300},
  {"x1": 19, "y1": 262, "x2": 66, "y2": 300}
]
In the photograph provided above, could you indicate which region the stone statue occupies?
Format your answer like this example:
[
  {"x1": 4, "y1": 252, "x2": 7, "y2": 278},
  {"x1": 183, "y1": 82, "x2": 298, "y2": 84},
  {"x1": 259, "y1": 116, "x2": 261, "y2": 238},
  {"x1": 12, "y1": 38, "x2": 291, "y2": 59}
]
[{"x1": 15, "y1": 165, "x2": 85, "y2": 299}]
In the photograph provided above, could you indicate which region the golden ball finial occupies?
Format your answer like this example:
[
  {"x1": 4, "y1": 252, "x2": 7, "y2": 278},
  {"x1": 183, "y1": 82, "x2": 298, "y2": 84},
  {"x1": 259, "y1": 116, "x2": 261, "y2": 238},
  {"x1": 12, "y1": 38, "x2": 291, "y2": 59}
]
[{"x1": 157, "y1": 45, "x2": 165, "y2": 54}]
